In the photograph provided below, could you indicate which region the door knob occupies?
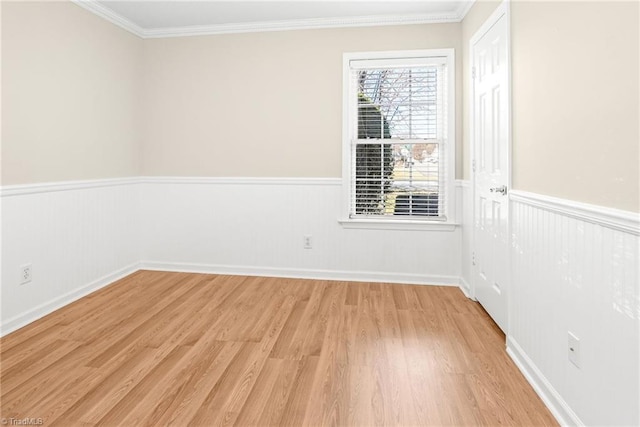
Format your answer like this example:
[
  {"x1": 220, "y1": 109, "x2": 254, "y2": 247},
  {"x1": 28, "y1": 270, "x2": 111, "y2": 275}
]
[{"x1": 489, "y1": 185, "x2": 508, "y2": 195}]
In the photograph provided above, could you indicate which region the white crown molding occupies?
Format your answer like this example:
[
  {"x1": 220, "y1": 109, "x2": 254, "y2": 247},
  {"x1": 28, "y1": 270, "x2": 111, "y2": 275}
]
[
  {"x1": 142, "y1": 13, "x2": 463, "y2": 39},
  {"x1": 510, "y1": 190, "x2": 640, "y2": 235},
  {"x1": 71, "y1": 1, "x2": 477, "y2": 39},
  {"x1": 70, "y1": 0, "x2": 146, "y2": 38},
  {"x1": 455, "y1": 1, "x2": 476, "y2": 21},
  {"x1": 0, "y1": 177, "x2": 139, "y2": 197}
]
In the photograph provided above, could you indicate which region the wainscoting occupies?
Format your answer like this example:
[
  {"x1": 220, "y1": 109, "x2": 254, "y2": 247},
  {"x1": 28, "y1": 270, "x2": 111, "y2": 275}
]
[
  {"x1": 508, "y1": 191, "x2": 639, "y2": 427},
  {"x1": 1, "y1": 177, "x2": 465, "y2": 335},
  {"x1": 139, "y1": 177, "x2": 463, "y2": 286},
  {"x1": 0, "y1": 179, "x2": 140, "y2": 335}
]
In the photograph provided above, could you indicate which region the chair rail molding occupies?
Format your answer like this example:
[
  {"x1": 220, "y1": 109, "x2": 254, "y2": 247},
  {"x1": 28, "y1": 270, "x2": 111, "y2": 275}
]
[{"x1": 509, "y1": 190, "x2": 639, "y2": 235}]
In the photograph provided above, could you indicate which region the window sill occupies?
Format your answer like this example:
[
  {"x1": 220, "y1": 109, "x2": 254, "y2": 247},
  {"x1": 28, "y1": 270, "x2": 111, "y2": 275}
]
[{"x1": 338, "y1": 218, "x2": 458, "y2": 231}]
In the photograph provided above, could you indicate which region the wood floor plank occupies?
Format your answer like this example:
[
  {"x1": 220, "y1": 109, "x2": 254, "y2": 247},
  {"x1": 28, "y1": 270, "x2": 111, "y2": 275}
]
[
  {"x1": 0, "y1": 325, "x2": 68, "y2": 370},
  {"x1": 255, "y1": 359, "x2": 304, "y2": 426},
  {"x1": 0, "y1": 271, "x2": 558, "y2": 427},
  {"x1": 84, "y1": 274, "x2": 204, "y2": 367},
  {"x1": 232, "y1": 357, "x2": 284, "y2": 426},
  {"x1": 93, "y1": 344, "x2": 193, "y2": 426},
  {"x1": 60, "y1": 272, "x2": 190, "y2": 343},
  {"x1": 276, "y1": 281, "x2": 326, "y2": 360},
  {"x1": 0, "y1": 339, "x2": 83, "y2": 395},
  {"x1": 138, "y1": 341, "x2": 244, "y2": 426},
  {"x1": 1, "y1": 347, "x2": 95, "y2": 419},
  {"x1": 275, "y1": 355, "x2": 319, "y2": 426},
  {"x1": 44, "y1": 346, "x2": 157, "y2": 426}
]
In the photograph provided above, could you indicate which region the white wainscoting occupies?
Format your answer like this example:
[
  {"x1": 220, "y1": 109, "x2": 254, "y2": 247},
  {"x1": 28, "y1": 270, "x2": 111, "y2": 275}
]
[
  {"x1": 509, "y1": 190, "x2": 639, "y2": 427},
  {"x1": 139, "y1": 177, "x2": 464, "y2": 286},
  {"x1": 1, "y1": 179, "x2": 140, "y2": 335}
]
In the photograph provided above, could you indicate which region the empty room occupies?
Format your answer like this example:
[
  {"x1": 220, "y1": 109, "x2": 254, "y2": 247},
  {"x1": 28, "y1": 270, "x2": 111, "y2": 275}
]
[{"x1": 1, "y1": 0, "x2": 638, "y2": 426}]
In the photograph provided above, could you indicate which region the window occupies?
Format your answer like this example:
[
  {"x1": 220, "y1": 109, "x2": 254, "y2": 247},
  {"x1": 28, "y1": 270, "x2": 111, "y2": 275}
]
[{"x1": 341, "y1": 50, "x2": 455, "y2": 228}]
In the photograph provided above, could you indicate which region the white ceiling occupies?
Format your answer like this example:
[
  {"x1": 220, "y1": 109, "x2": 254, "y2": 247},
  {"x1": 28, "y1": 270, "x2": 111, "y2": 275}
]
[{"x1": 76, "y1": 0, "x2": 474, "y2": 38}]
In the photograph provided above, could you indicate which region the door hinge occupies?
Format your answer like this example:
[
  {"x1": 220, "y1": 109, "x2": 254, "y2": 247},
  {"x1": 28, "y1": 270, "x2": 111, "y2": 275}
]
[
  {"x1": 472, "y1": 251, "x2": 476, "y2": 266},
  {"x1": 472, "y1": 67, "x2": 477, "y2": 80},
  {"x1": 472, "y1": 159, "x2": 476, "y2": 172}
]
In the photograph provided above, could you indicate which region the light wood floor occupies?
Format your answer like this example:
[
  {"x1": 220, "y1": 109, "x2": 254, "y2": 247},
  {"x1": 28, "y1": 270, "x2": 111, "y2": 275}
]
[{"x1": 1, "y1": 271, "x2": 557, "y2": 426}]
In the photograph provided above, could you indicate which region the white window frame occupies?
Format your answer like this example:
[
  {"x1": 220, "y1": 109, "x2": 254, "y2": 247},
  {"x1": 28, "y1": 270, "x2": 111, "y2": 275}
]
[{"x1": 339, "y1": 49, "x2": 457, "y2": 231}]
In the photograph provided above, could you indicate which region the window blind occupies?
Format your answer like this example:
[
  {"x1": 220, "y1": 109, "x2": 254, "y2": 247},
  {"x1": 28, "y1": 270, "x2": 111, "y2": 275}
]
[{"x1": 349, "y1": 59, "x2": 449, "y2": 220}]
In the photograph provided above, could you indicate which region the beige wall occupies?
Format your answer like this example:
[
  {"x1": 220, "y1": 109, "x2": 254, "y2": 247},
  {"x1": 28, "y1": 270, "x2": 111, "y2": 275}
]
[
  {"x1": 463, "y1": 1, "x2": 639, "y2": 211},
  {"x1": 141, "y1": 24, "x2": 462, "y2": 178},
  {"x1": 1, "y1": 1, "x2": 142, "y2": 185},
  {"x1": 4, "y1": 1, "x2": 638, "y2": 211},
  {"x1": 512, "y1": 1, "x2": 638, "y2": 212}
]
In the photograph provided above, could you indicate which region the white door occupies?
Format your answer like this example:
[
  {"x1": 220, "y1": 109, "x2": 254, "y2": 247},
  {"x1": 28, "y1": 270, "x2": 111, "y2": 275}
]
[{"x1": 471, "y1": 4, "x2": 510, "y2": 333}]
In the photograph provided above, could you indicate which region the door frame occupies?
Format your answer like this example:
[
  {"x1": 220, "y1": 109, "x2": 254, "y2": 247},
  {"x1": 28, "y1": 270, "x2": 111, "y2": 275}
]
[{"x1": 469, "y1": 0, "x2": 513, "y2": 334}]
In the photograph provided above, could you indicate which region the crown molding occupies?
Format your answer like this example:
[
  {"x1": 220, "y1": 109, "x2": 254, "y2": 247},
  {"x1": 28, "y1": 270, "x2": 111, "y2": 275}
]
[
  {"x1": 71, "y1": 0, "x2": 477, "y2": 39},
  {"x1": 143, "y1": 13, "x2": 464, "y2": 38},
  {"x1": 455, "y1": 1, "x2": 476, "y2": 21},
  {"x1": 71, "y1": 0, "x2": 146, "y2": 37}
]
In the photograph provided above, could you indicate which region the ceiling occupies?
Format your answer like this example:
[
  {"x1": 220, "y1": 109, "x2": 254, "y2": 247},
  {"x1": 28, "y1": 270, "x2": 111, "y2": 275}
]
[{"x1": 74, "y1": 0, "x2": 475, "y2": 38}]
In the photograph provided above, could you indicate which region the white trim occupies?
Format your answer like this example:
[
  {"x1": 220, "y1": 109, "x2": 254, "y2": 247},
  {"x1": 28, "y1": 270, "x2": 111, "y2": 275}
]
[
  {"x1": 507, "y1": 337, "x2": 584, "y2": 427},
  {"x1": 338, "y1": 218, "x2": 458, "y2": 231},
  {"x1": 140, "y1": 261, "x2": 462, "y2": 288},
  {"x1": 143, "y1": 14, "x2": 464, "y2": 39},
  {"x1": 455, "y1": 1, "x2": 477, "y2": 21},
  {"x1": 510, "y1": 190, "x2": 640, "y2": 235},
  {"x1": 455, "y1": 179, "x2": 471, "y2": 189},
  {"x1": 469, "y1": 1, "x2": 511, "y2": 48},
  {"x1": 0, "y1": 262, "x2": 140, "y2": 337},
  {"x1": 343, "y1": 48, "x2": 456, "y2": 63},
  {"x1": 70, "y1": 1, "x2": 476, "y2": 39},
  {"x1": 70, "y1": 0, "x2": 146, "y2": 37},
  {"x1": 140, "y1": 176, "x2": 342, "y2": 186},
  {"x1": 0, "y1": 177, "x2": 344, "y2": 198},
  {"x1": 0, "y1": 177, "x2": 139, "y2": 197},
  {"x1": 458, "y1": 276, "x2": 474, "y2": 299}
]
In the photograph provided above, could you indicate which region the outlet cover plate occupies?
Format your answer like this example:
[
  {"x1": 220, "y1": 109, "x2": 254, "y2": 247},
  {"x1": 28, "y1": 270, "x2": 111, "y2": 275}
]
[
  {"x1": 568, "y1": 331, "x2": 580, "y2": 368},
  {"x1": 20, "y1": 264, "x2": 32, "y2": 285}
]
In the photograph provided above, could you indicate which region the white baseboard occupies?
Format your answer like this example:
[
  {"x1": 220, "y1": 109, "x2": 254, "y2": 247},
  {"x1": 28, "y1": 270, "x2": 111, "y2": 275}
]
[
  {"x1": 0, "y1": 262, "x2": 140, "y2": 337},
  {"x1": 458, "y1": 276, "x2": 474, "y2": 300},
  {"x1": 507, "y1": 336, "x2": 583, "y2": 427},
  {"x1": 140, "y1": 261, "x2": 462, "y2": 288}
]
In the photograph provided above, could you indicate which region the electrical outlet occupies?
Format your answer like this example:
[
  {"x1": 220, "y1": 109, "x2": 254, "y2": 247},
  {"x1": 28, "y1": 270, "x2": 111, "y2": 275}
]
[
  {"x1": 303, "y1": 235, "x2": 313, "y2": 249},
  {"x1": 568, "y1": 331, "x2": 580, "y2": 368},
  {"x1": 20, "y1": 263, "x2": 32, "y2": 285}
]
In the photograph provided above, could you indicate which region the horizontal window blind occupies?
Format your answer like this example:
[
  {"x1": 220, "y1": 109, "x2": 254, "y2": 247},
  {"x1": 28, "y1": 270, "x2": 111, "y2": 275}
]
[{"x1": 349, "y1": 59, "x2": 448, "y2": 220}]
